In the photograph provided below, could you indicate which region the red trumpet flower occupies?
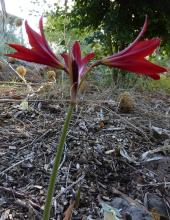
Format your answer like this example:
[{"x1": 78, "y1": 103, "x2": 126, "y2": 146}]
[
  {"x1": 6, "y1": 18, "x2": 95, "y2": 102},
  {"x1": 61, "y1": 41, "x2": 95, "y2": 101},
  {"x1": 99, "y1": 17, "x2": 166, "y2": 80},
  {"x1": 62, "y1": 41, "x2": 95, "y2": 77},
  {"x1": 6, "y1": 17, "x2": 64, "y2": 69}
]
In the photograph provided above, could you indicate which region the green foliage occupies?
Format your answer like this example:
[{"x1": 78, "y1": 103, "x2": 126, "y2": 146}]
[
  {"x1": 70, "y1": 0, "x2": 170, "y2": 54},
  {"x1": 45, "y1": 11, "x2": 69, "y2": 48},
  {"x1": 148, "y1": 75, "x2": 170, "y2": 93},
  {"x1": 45, "y1": 9, "x2": 93, "y2": 53}
]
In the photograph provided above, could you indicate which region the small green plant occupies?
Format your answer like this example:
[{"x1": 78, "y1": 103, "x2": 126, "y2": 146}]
[{"x1": 148, "y1": 75, "x2": 170, "y2": 93}]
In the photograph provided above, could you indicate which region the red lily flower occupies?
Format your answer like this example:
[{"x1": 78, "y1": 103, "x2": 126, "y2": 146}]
[
  {"x1": 61, "y1": 41, "x2": 95, "y2": 77},
  {"x1": 6, "y1": 17, "x2": 64, "y2": 69},
  {"x1": 6, "y1": 19, "x2": 95, "y2": 102},
  {"x1": 99, "y1": 17, "x2": 166, "y2": 80},
  {"x1": 61, "y1": 41, "x2": 95, "y2": 101}
]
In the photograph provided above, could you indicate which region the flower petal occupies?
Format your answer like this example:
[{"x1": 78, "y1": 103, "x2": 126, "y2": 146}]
[
  {"x1": 71, "y1": 60, "x2": 79, "y2": 103},
  {"x1": 106, "y1": 58, "x2": 166, "y2": 79},
  {"x1": 6, "y1": 18, "x2": 64, "y2": 68},
  {"x1": 79, "y1": 52, "x2": 95, "y2": 76},
  {"x1": 39, "y1": 17, "x2": 59, "y2": 59},
  {"x1": 25, "y1": 20, "x2": 61, "y2": 65},
  {"x1": 72, "y1": 60, "x2": 79, "y2": 85},
  {"x1": 107, "y1": 38, "x2": 160, "y2": 62},
  {"x1": 72, "y1": 41, "x2": 81, "y2": 64},
  {"x1": 108, "y1": 16, "x2": 148, "y2": 59},
  {"x1": 61, "y1": 53, "x2": 69, "y2": 69},
  {"x1": 6, "y1": 44, "x2": 61, "y2": 67},
  {"x1": 81, "y1": 52, "x2": 95, "y2": 65},
  {"x1": 25, "y1": 21, "x2": 44, "y2": 51}
]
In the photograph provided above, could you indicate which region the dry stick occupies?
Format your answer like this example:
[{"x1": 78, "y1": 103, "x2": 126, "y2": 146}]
[
  {"x1": 0, "y1": 99, "x2": 25, "y2": 102},
  {"x1": 0, "y1": 81, "x2": 43, "y2": 86},
  {"x1": 0, "y1": 155, "x2": 32, "y2": 176},
  {"x1": 54, "y1": 143, "x2": 67, "y2": 170},
  {"x1": 97, "y1": 104, "x2": 152, "y2": 144},
  {"x1": 122, "y1": 160, "x2": 158, "y2": 181},
  {"x1": 65, "y1": 161, "x2": 72, "y2": 188},
  {"x1": 0, "y1": 99, "x2": 114, "y2": 104},
  {"x1": 2, "y1": 58, "x2": 34, "y2": 93},
  {"x1": 19, "y1": 129, "x2": 52, "y2": 151},
  {"x1": 0, "y1": 186, "x2": 41, "y2": 211},
  {"x1": 163, "y1": 197, "x2": 170, "y2": 220},
  {"x1": 138, "y1": 182, "x2": 170, "y2": 187},
  {"x1": 15, "y1": 199, "x2": 42, "y2": 220},
  {"x1": 16, "y1": 198, "x2": 42, "y2": 211},
  {"x1": 0, "y1": 186, "x2": 27, "y2": 198},
  {"x1": 54, "y1": 174, "x2": 85, "y2": 200}
]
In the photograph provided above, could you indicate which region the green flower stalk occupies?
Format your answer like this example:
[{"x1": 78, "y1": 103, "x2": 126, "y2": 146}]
[{"x1": 43, "y1": 103, "x2": 74, "y2": 220}]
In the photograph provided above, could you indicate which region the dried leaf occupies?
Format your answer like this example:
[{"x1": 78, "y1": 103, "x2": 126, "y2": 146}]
[
  {"x1": 0, "y1": 209, "x2": 10, "y2": 220},
  {"x1": 101, "y1": 202, "x2": 121, "y2": 220},
  {"x1": 20, "y1": 99, "x2": 28, "y2": 110},
  {"x1": 150, "y1": 125, "x2": 170, "y2": 139},
  {"x1": 141, "y1": 144, "x2": 170, "y2": 162},
  {"x1": 99, "y1": 121, "x2": 105, "y2": 129},
  {"x1": 63, "y1": 200, "x2": 75, "y2": 220},
  {"x1": 150, "y1": 208, "x2": 161, "y2": 220},
  {"x1": 120, "y1": 147, "x2": 139, "y2": 165},
  {"x1": 105, "y1": 149, "x2": 115, "y2": 155}
]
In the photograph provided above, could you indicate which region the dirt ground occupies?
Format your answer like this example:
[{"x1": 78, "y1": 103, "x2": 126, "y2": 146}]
[{"x1": 0, "y1": 65, "x2": 170, "y2": 220}]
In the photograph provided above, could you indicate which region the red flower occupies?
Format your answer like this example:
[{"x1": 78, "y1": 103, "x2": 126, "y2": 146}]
[
  {"x1": 62, "y1": 41, "x2": 95, "y2": 76},
  {"x1": 6, "y1": 17, "x2": 64, "y2": 69},
  {"x1": 61, "y1": 41, "x2": 95, "y2": 102},
  {"x1": 99, "y1": 17, "x2": 166, "y2": 80},
  {"x1": 6, "y1": 19, "x2": 95, "y2": 102}
]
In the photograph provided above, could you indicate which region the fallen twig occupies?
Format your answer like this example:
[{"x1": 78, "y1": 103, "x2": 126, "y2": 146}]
[
  {"x1": 2, "y1": 58, "x2": 34, "y2": 93},
  {"x1": 98, "y1": 104, "x2": 152, "y2": 144},
  {"x1": 0, "y1": 186, "x2": 41, "y2": 211},
  {"x1": 0, "y1": 154, "x2": 32, "y2": 176},
  {"x1": 54, "y1": 174, "x2": 85, "y2": 200},
  {"x1": 138, "y1": 182, "x2": 170, "y2": 187}
]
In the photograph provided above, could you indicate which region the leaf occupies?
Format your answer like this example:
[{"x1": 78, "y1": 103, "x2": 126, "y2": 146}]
[
  {"x1": 0, "y1": 209, "x2": 10, "y2": 220},
  {"x1": 75, "y1": 187, "x2": 81, "y2": 208},
  {"x1": 20, "y1": 99, "x2": 28, "y2": 110},
  {"x1": 120, "y1": 147, "x2": 139, "y2": 165},
  {"x1": 150, "y1": 125, "x2": 170, "y2": 139},
  {"x1": 63, "y1": 200, "x2": 75, "y2": 220},
  {"x1": 141, "y1": 144, "x2": 170, "y2": 162},
  {"x1": 150, "y1": 208, "x2": 161, "y2": 220},
  {"x1": 101, "y1": 202, "x2": 121, "y2": 220}
]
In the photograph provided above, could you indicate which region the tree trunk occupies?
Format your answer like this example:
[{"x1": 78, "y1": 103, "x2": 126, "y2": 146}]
[{"x1": 106, "y1": 33, "x2": 119, "y2": 83}]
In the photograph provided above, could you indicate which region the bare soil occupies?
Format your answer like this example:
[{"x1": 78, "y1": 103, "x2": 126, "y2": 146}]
[{"x1": 0, "y1": 65, "x2": 170, "y2": 220}]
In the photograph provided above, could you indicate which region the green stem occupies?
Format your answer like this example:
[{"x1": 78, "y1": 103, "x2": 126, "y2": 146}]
[{"x1": 43, "y1": 103, "x2": 75, "y2": 220}]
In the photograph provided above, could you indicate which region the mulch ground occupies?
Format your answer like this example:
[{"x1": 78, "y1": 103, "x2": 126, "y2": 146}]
[{"x1": 0, "y1": 80, "x2": 170, "y2": 220}]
